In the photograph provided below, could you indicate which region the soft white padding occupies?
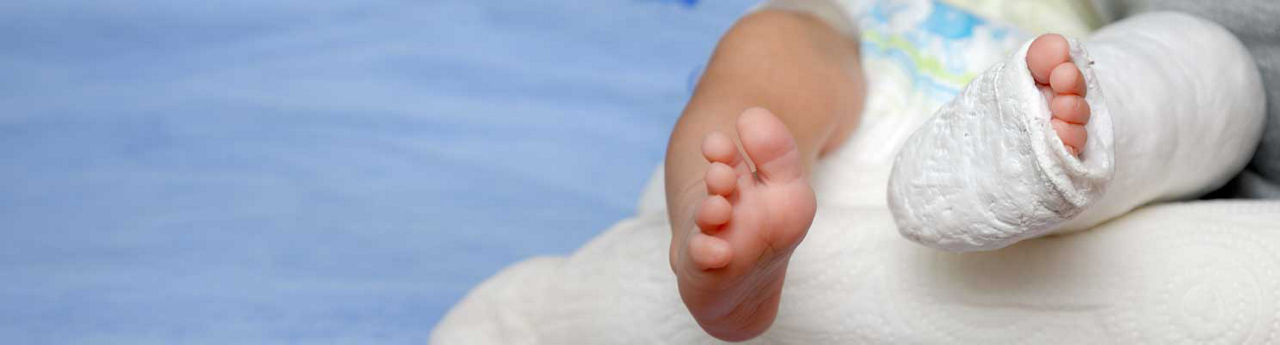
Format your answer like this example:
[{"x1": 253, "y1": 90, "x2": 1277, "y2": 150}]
[
  {"x1": 433, "y1": 164, "x2": 1280, "y2": 343},
  {"x1": 888, "y1": 12, "x2": 1267, "y2": 251}
]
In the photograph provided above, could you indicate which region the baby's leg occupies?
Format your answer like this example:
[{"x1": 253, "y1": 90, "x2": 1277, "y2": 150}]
[
  {"x1": 888, "y1": 12, "x2": 1267, "y2": 251},
  {"x1": 665, "y1": 9, "x2": 865, "y2": 341}
]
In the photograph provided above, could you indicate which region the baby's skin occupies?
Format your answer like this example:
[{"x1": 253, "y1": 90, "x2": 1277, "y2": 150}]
[
  {"x1": 665, "y1": 11, "x2": 1088, "y2": 341},
  {"x1": 1029, "y1": 34, "x2": 1092, "y2": 155}
]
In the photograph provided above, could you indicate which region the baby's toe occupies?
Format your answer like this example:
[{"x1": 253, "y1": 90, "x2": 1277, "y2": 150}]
[
  {"x1": 1051, "y1": 118, "x2": 1087, "y2": 156},
  {"x1": 1027, "y1": 34, "x2": 1070, "y2": 85},
  {"x1": 702, "y1": 131, "x2": 741, "y2": 166},
  {"x1": 695, "y1": 195, "x2": 733, "y2": 231},
  {"x1": 688, "y1": 233, "x2": 732, "y2": 269},
  {"x1": 737, "y1": 107, "x2": 804, "y2": 183},
  {"x1": 705, "y1": 162, "x2": 738, "y2": 196},
  {"x1": 1049, "y1": 62, "x2": 1086, "y2": 96},
  {"x1": 1050, "y1": 94, "x2": 1091, "y2": 125}
]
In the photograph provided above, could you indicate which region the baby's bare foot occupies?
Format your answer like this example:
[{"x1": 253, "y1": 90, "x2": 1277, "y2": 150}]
[
  {"x1": 1027, "y1": 33, "x2": 1091, "y2": 156},
  {"x1": 673, "y1": 107, "x2": 816, "y2": 341}
]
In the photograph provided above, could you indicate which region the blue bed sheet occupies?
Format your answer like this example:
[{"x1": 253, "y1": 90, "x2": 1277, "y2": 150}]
[{"x1": 0, "y1": 1, "x2": 752, "y2": 343}]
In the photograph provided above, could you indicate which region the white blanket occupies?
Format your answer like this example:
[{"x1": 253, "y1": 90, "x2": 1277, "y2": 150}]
[{"x1": 433, "y1": 157, "x2": 1280, "y2": 344}]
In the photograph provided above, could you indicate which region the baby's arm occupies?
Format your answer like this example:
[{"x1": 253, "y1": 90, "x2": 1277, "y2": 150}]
[{"x1": 664, "y1": 9, "x2": 865, "y2": 341}]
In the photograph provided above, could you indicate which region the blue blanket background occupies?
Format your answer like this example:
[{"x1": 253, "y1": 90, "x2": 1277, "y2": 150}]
[{"x1": 0, "y1": 0, "x2": 752, "y2": 343}]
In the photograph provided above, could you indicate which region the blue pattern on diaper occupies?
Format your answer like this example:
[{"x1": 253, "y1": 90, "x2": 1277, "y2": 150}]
[
  {"x1": 859, "y1": 0, "x2": 1026, "y2": 101},
  {"x1": 921, "y1": 2, "x2": 981, "y2": 39}
]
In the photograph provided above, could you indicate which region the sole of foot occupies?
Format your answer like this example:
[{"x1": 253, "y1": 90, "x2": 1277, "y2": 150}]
[{"x1": 674, "y1": 107, "x2": 817, "y2": 341}]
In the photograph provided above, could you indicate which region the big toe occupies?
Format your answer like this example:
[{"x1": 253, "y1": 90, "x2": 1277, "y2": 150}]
[
  {"x1": 736, "y1": 107, "x2": 803, "y2": 183},
  {"x1": 1026, "y1": 34, "x2": 1070, "y2": 85}
]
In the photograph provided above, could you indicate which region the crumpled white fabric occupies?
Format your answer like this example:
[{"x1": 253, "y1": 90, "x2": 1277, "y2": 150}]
[
  {"x1": 432, "y1": 165, "x2": 1280, "y2": 344},
  {"x1": 888, "y1": 11, "x2": 1267, "y2": 251}
]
